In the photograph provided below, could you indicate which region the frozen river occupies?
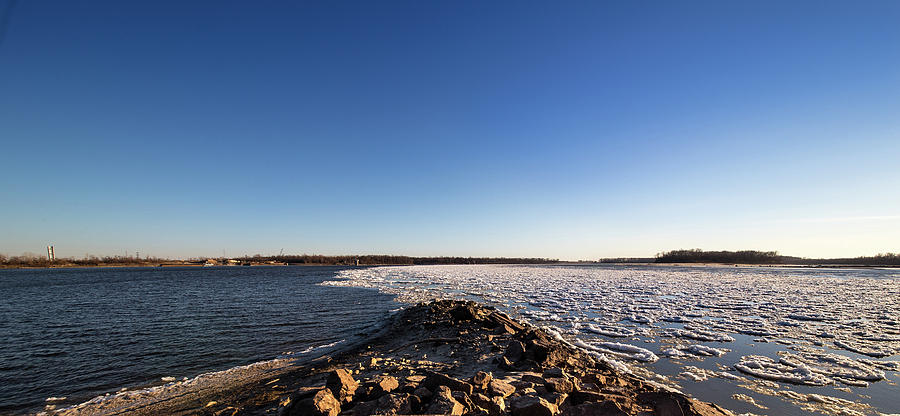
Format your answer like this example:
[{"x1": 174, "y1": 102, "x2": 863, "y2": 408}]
[{"x1": 325, "y1": 264, "x2": 900, "y2": 416}]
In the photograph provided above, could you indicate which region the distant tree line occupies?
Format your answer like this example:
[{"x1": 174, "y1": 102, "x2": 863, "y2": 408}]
[
  {"x1": 0, "y1": 252, "x2": 559, "y2": 268},
  {"x1": 236, "y1": 254, "x2": 559, "y2": 266},
  {"x1": 654, "y1": 249, "x2": 781, "y2": 264},
  {"x1": 646, "y1": 249, "x2": 900, "y2": 265},
  {"x1": 0, "y1": 253, "x2": 169, "y2": 267},
  {"x1": 598, "y1": 257, "x2": 656, "y2": 263}
]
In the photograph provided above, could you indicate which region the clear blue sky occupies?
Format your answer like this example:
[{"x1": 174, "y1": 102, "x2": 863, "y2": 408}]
[{"x1": 1, "y1": 1, "x2": 898, "y2": 260}]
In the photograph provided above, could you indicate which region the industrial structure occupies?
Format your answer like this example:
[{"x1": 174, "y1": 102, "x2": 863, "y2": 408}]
[{"x1": 46, "y1": 245, "x2": 55, "y2": 261}]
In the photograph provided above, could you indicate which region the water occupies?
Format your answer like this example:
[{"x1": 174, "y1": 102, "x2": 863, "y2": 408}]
[
  {"x1": 328, "y1": 264, "x2": 900, "y2": 416},
  {"x1": 0, "y1": 266, "x2": 398, "y2": 414}
]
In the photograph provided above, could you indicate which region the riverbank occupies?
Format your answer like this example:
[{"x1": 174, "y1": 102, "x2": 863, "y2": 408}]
[{"x1": 46, "y1": 300, "x2": 733, "y2": 416}]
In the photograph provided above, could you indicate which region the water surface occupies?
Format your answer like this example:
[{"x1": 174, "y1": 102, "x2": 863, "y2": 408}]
[{"x1": 0, "y1": 266, "x2": 397, "y2": 414}]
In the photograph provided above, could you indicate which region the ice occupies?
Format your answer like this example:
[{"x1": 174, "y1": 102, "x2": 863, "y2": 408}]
[
  {"x1": 584, "y1": 324, "x2": 635, "y2": 338},
  {"x1": 734, "y1": 356, "x2": 831, "y2": 386},
  {"x1": 591, "y1": 341, "x2": 659, "y2": 362},
  {"x1": 832, "y1": 339, "x2": 894, "y2": 358},
  {"x1": 682, "y1": 344, "x2": 729, "y2": 357},
  {"x1": 660, "y1": 328, "x2": 735, "y2": 343},
  {"x1": 324, "y1": 264, "x2": 900, "y2": 415}
]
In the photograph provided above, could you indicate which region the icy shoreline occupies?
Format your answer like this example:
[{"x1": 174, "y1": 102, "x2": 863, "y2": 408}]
[{"x1": 325, "y1": 264, "x2": 900, "y2": 415}]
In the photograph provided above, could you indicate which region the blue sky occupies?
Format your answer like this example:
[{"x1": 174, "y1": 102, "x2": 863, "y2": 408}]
[{"x1": 1, "y1": 1, "x2": 898, "y2": 260}]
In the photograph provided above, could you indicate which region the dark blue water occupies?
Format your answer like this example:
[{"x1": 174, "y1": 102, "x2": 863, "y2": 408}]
[{"x1": 0, "y1": 266, "x2": 398, "y2": 414}]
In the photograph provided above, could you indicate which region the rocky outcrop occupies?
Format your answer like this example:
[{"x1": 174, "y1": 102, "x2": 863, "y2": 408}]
[{"x1": 169, "y1": 300, "x2": 734, "y2": 416}]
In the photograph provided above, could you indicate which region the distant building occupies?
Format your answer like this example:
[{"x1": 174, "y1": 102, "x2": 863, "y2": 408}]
[{"x1": 47, "y1": 246, "x2": 55, "y2": 261}]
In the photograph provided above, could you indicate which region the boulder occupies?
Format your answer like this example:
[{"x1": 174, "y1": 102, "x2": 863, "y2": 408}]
[
  {"x1": 637, "y1": 392, "x2": 685, "y2": 416},
  {"x1": 565, "y1": 391, "x2": 606, "y2": 406},
  {"x1": 560, "y1": 400, "x2": 628, "y2": 416},
  {"x1": 543, "y1": 368, "x2": 569, "y2": 379},
  {"x1": 370, "y1": 375, "x2": 399, "y2": 396},
  {"x1": 413, "y1": 386, "x2": 433, "y2": 402},
  {"x1": 471, "y1": 371, "x2": 493, "y2": 390},
  {"x1": 288, "y1": 389, "x2": 340, "y2": 416},
  {"x1": 422, "y1": 371, "x2": 474, "y2": 395},
  {"x1": 326, "y1": 369, "x2": 358, "y2": 403},
  {"x1": 450, "y1": 303, "x2": 486, "y2": 322},
  {"x1": 488, "y1": 379, "x2": 517, "y2": 398},
  {"x1": 452, "y1": 390, "x2": 476, "y2": 413},
  {"x1": 527, "y1": 340, "x2": 568, "y2": 368},
  {"x1": 426, "y1": 386, "x2": 465, "y2": 416},
  {"x1": 543, "y1": 392, "x2": 567, "y2": 407},
  {"x1": 510, "y1": 395, "x2": 558, "y2": 416},
  {"x1": 505, "y1": 341, "x2": 527, "y2": 361},
  {"x1": 545, "y1": 378, "x2": 574, "y2": 394}
]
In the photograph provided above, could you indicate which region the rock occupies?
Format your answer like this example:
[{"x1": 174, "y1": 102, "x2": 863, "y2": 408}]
[
  {"x1": 565, "y1": 391, "x2": 606, "y2": 406},
  {"x1": 471, "y1": 371, "x2": 493, "y2": 390},
  {"x1": 488, "y1": 379, "x2": 517, "y2": 398},
  {"x1": 413, "y1": 386, "x2": 433, "y2": 402},
  {"x1": 473, "y1": 393, "x2": 507, "y2": 415},
  {"x1": 559, "y1": 400, "x2": 628, "y2": 416},
  {"x1": 370, "y1": 375, "x2": 399, "y2": 396},
  {"x1": 510, "y1": 395, "x2": 558, "y2": 416},
  {"x1": 326, "y1": 369, "x2": 358, "y2": 403},
  {"x1": 450, "y1": 303, "x2": 486, "y2": 322},
  {"x1": 422, "y1": 371, "x2": 474, "y2": 395},
  {"x1": 288, "y1": 389, "x2": 340, "y2": 416},
  {"x1": 519, "y1": 387, "x2": 537, "y2": 395},
  {"x1": 499, "y1": 355, "x2": 516, "y2": 370},
  {"x1": 512, "y1": 380, "x2": 535, "y2": 390},
  {"x1": 406, "y1": 375, "x2": 426, "y2": 383},
  {"x1": 543, "y1": 392, "x2": 567, "y2": 407},
  {"x1": 543, "y1": 368, "x2": 569, "y2": 379},
  {"x1": 452, "y1": 390, "x2": 475, "y2": 413},
  {"x1": 350, "y1": 393, "x2": 416, "y2": 416},
  {"x1": 684, "y1": 400, "x2": 734, "y2": 416},
  {"x1": 505, "y1": 341, "x2": 527, "y2": 361},
  {"x1": 490, "y1": 395, "x2": 507, "y2": 415},
  {"x1": 426, "y1": 386, "x2": 465, "y2": 415},
  {"x1": 527, "y1": 339, "x2": 568, "y2": 368},
  {"x1": 521, "y1": 373, "x2": 546, "y2": 384},
  {"x1": 638, "y1": 392, "x2": 685, "y2": 416},
  {"x1": 545, "y1": 378, "x2": 574, "y2": 394}
]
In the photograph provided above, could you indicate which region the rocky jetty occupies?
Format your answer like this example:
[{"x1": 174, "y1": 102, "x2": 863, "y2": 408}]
[
  {"x1": 50, "y1": 300, "x2": 735, "y2": 415},
  {"x1": 206, "y1": 300, "x2": 733, "y2": 416}
]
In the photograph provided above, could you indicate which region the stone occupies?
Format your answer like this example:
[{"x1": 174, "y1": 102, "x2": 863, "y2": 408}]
[
  {"x1": 545, "y1": 378, "x2": 574, "y2": 394},
  {"x1": 288, "y1": 389, "x2": 340, "y2": 416},
  {"x1": 521, "y1": 373, "x2": 546, "y2": 384},
  {"x1": 565, "y1": 391, "x2": 606, "y2": 406},
  {"x1": 413, "y1": 386, "x2": 433, "y2": 402},
  {"x1": 528, "y1": 340, "x2": 568, "y2": 367},
  {"x1": 559, "y1": 400, "x2": 628, "y2": 416},
  {"x1": 422, "y1": 371, "x2": 474, "y2": 395},
  {"x1": 452, "y1": 390, "x2": 475, "y2": 413},
  {"x1": 499, "y1": 356, "x2": 516, "y2": 370},
  {"x1": 505, "y1": 341, "x2": 527, "y2": 361},
  {"x1": 488, "y1": 379, "x2": 517, "y2": 398},
  {"x1": 450, "y1": 303, "x2": 486, "y2": 321},
  {"x1": 543, "y1": 368, "x2": 569, "y2": 379},
  {"x1": 637, "y1": 392, "x2": 685, "y2": 416},
  {"x1": 326, "y1": 369, "x2": 358, "y2": 403},
  {"x1": 543, "y1": 392, "x2": 567, "y2": 407},
  {"x1": 426, "y1": 386, "x2": 465, "y2": 416},
  {"x1": 473, "y1": 393, "x2": 507, "y2": 415},
  {"x1": 510, "y1": 395, "x2": 558, "y2": 416},
  {"x1": 370, "y1": 375, "x2": 399, "y2": 396},
  {"x1": 471, "y1": 371, "x2": 493, "y2": 390}
]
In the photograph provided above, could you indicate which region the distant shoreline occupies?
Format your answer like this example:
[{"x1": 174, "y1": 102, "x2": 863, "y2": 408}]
[{"x1": 3, "y1": 261, "x2": 898, "y2": 270}]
